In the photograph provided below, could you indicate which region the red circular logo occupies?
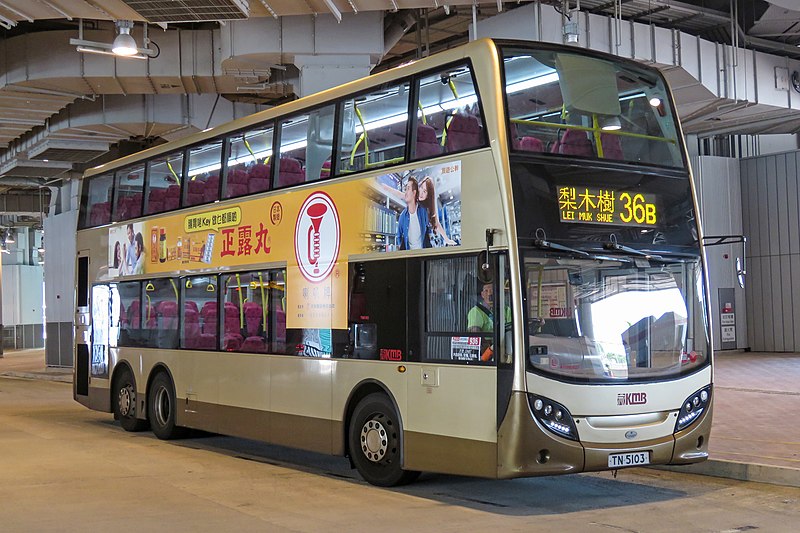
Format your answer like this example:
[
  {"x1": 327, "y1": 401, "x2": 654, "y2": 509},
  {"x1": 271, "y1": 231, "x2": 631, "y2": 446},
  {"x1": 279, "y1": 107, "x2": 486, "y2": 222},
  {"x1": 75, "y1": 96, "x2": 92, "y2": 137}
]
[{"x1": 294, "y1": 191, "x2": 340, "y2": 283}]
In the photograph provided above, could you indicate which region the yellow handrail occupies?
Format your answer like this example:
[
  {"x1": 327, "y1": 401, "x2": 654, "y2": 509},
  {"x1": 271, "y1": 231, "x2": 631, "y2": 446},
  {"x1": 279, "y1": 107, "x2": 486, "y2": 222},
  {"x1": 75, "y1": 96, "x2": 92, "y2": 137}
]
[{"x1": 510, "y1": 118, "x2": 676, "y2": 143}]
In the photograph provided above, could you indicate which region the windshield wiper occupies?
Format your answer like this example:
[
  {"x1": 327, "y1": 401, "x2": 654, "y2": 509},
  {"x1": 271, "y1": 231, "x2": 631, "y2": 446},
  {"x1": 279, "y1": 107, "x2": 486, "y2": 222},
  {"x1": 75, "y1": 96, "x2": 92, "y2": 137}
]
[
  {"x1": 603, "y1": 234, "x2": 663, "y2": 260},
  {"x1": 532, "y1": 237, "x2": 594, "y2": 258}
]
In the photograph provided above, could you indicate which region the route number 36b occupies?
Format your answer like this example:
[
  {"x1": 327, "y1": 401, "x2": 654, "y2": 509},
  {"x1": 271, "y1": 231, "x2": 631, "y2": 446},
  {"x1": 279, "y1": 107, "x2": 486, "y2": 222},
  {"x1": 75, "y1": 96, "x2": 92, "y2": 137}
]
[{"x1": 619, "y1": 192, "x2": 657, "y2": 225}]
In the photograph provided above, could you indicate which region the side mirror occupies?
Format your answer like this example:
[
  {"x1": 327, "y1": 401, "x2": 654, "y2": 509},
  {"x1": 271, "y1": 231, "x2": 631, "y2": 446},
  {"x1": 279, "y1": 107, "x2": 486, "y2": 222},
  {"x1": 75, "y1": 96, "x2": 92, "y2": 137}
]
[{"x1": 736, "y1": 257, "x2": 745, "y2": 289}]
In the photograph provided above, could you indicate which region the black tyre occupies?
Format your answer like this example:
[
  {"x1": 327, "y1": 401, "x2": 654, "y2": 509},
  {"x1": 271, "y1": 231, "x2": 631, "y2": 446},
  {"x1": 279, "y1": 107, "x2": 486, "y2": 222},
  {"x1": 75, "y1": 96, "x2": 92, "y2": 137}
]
[
  {"x1": 148, "y1": 372, "x2": 187, "y2": 440},
  {"x1": 113, "y1": 368, "x2": 148, "y2": 432},
  {"x1": 349, "y1": 393, "x2": 420, "y2": 486}
]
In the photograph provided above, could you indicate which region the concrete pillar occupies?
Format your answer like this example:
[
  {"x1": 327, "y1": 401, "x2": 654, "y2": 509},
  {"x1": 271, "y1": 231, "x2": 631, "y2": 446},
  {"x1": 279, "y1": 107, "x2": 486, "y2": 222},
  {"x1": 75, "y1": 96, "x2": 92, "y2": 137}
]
[{"x1": 44, "y1": 181, "x2": 79, "y2": 368}]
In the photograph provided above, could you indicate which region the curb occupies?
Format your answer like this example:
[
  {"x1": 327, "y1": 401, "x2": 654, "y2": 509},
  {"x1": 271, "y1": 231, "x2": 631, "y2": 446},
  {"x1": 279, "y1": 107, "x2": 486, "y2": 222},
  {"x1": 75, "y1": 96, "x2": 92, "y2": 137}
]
[
  {"x1": 0, "y1": 371, "x2": 73, "y2": 383},
  {"x1": 653, "y1": 459, "x2": 800, "y2": 489}
]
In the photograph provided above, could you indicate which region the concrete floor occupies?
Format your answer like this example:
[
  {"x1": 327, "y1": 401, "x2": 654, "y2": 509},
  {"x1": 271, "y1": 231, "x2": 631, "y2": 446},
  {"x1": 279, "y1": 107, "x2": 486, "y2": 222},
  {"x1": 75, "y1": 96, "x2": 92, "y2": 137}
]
[
  {"x1": 1, "y1": 376, "x2": 800, "y2": 532},
  {"x1": 2, "y1": 349, "x2": 800, "y2": 531}
]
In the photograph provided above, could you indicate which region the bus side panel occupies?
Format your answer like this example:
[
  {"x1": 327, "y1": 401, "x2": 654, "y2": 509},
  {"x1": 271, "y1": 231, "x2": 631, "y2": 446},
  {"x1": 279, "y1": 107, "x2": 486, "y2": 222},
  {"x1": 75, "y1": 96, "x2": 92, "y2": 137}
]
[
  {"x1": 171, "y1": 351, "x2": 221, "y2": 433},
  {"x1": 403, "y1": 364, "x2": 498, "y2": 477},
  {"x1": 269, "y1": 356, "x2": 333, "y2": 454},
  {"x1": 332, "y1": 360, "x2": 412, "y2": 456},
  {"x1": 214, "y1": 353, "x2": 272, "y2": 442}
]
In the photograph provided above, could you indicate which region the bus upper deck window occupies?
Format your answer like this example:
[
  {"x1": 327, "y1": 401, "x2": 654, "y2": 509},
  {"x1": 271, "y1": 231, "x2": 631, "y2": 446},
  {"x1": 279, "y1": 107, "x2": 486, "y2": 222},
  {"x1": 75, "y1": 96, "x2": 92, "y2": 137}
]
[
  {"x1": 413, "y1": 64, "x2": 486, "y2": 160},
  {"x1": 186, "y1": 140, "x2": 223, "y2": 207},
  {"x1": 337, "y1": 82, "x2": 410, "y2": 175},
  {"x1": 113, "y1": 165, "x2": 145, "y2": 221},
  {"x1": 277, "y1": 104, "x2": 335, "y2": 188},
  {"x1": 146, "y1": 152, "x2": 184, "y2": 215},
  {"x1": 80, "y1": 173, "x2": 114, "y2": 228},
  {"x1": 225, "y1": 124, "x2": 275, "y2": 199}
]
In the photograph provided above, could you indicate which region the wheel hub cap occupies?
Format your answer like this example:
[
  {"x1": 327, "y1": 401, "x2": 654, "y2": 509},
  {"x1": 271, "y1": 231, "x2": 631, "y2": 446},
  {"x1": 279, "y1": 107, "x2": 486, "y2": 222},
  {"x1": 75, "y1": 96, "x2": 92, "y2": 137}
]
[
  {"x1": 360, "y1": 419, "x2": 388, "y2": 462},
  {"x1": 154, "y1": 386, "x2": 171, "y2": 427},
  {"x1": 118, "y1": 386, "x2": 134, "y2": 417}
]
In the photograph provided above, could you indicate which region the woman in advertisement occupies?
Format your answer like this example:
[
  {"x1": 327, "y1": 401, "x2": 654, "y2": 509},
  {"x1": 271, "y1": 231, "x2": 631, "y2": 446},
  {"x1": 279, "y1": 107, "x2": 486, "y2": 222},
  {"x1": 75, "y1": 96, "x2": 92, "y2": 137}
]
[
  {"x1": 396, "y1": 177, "x2": 431, "y2": 250},
  {"x1": 132, "y1": 232, "x2": 146, "y2": 275},
  {"x1": 418, "y1": 176, "x2": 456, "y2": 247}
]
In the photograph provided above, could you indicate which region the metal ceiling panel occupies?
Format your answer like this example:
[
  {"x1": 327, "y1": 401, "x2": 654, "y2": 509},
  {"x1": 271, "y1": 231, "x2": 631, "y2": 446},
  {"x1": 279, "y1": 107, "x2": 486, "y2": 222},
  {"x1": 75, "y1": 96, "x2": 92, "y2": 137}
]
[{"x1": 121, "y1": 0, "x2": 250, "y2": 22}]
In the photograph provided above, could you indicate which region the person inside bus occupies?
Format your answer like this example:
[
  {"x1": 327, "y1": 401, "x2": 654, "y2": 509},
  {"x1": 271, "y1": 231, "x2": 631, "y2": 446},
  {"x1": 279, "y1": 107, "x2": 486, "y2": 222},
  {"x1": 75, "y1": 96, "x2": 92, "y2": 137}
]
[
  {"x1": 418, "y1": 176, "x2": 456, "y2": 247},
  {"x1": 468, "y1": 282, "x2": 512, "y2": 362},
  {"x1": 396, "y1": 177, "x2": 431, "y2": 250},
  {"x1": 132, "y1": 232, "x2": 146, "y2": 275}
]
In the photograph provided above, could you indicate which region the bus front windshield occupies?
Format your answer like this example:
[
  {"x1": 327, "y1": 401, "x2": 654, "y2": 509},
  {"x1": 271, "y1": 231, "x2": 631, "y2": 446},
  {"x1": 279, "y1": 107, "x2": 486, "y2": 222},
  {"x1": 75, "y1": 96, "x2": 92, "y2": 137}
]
[
  {"x1": 502, "y1": 46, "x2": 684, "y2": 168},
  {"x1": 524, "y1": 252, "x2": 709, "y2": 382}
]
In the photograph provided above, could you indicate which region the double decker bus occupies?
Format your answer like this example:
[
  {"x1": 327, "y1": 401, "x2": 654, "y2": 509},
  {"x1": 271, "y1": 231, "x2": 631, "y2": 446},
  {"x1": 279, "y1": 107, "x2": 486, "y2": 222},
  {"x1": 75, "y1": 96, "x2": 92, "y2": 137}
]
[{"x1": 74, "y1": 38, "x2": 712, "y2": 486}]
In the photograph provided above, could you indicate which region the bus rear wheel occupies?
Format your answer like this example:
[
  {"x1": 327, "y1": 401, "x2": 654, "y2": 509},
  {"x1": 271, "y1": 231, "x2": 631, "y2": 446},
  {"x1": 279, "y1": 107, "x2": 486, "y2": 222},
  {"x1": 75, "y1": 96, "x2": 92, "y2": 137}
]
[
  {"x1": 113, "y1": 368, "x2": 148, "y2": 432},
  {"x1": 349, "y1": 393, "x2": 420, "y2": 486},
  {"x1": 148, "y1": 372, "x2": 187, "y2": 440}
]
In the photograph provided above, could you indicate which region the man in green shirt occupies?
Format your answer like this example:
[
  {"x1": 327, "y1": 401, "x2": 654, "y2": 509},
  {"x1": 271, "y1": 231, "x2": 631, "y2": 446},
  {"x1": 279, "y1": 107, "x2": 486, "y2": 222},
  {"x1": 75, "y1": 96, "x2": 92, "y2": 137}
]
[
  {"x1": 467, "y1": 282, "x2": 512, "y2": 362},
  {"x1": 467, "y1": 283, "x2": 513, "y2": 332}
]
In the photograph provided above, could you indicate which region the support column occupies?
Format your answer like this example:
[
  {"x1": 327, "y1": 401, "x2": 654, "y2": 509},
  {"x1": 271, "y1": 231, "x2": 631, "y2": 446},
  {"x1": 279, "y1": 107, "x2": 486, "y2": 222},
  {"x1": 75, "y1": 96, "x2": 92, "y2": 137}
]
[{"x1": 44, "y1": 182, "x2": 79, "y2": 368}]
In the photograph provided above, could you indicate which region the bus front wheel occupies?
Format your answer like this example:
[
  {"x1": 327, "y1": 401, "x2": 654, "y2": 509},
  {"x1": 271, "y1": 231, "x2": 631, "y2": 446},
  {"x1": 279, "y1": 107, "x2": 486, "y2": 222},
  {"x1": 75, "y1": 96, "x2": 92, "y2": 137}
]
[
  {"x1": 148, "y1": 372, "x2": 187, "y2": 440},
  {"x1": 113, "y1": 368, "x2": 148, "y2": 432},
  {"x1": 349, "y1": 393, "x2": 420, "y2": 486}
]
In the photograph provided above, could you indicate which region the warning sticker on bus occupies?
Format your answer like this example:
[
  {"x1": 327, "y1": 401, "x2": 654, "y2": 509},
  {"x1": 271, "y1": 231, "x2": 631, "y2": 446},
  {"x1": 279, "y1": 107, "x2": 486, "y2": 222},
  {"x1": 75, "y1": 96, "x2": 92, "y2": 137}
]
[{"x1": 450, "y1": 336, "x2": 481, "y2": 361}]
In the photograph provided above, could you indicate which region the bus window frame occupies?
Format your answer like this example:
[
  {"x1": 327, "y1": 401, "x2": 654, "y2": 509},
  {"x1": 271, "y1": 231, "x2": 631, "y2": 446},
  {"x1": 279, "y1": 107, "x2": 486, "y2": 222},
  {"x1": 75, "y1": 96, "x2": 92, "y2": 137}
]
[
  {"x1": 221, "y1": 120, "x2": 278, "y2": 201},
  {"x1": 78, "y1": 58, "x2": 489, "y2": 229},
  {"x1": 334, "y1": 79, "x2": 414, "y2": 176},
  {"x1": 144, "y1": 149, "x2": 186, "y2": 216},
  {"x1": 497, "y1": 43, "x2": 688, "y2": 171},
  {"x1": 183, "y1": 138, "x2": 224, "y2": 208},
  {"x1": 420, "y1": 253, "x2": 498, "y2": 367},
  {"x1": 79, "y1": 171, "x2": 115, "y2": 229},
  {"x1": 111, "y1": 163, "x2": 147, "y2": 223},
  {"x1": 181, "y1": 273, "x2": 221, "y2": 352},
  {"x1": 273, "y1": 101, "x2": 339, "y2": 191},
  {"x1": 409, "y1": 58, "x2": 489, "y2": 163}
]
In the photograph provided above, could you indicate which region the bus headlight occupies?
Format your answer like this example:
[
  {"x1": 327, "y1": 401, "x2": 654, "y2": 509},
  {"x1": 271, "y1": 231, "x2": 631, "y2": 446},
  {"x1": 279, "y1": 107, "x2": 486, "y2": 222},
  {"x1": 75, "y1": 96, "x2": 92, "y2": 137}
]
[
  {"x1": 528, "y1": 394, "x2": 578, "y2": 441},
  {"x1": 675, "y1": 385, "x2": 712, "y2": 432}
]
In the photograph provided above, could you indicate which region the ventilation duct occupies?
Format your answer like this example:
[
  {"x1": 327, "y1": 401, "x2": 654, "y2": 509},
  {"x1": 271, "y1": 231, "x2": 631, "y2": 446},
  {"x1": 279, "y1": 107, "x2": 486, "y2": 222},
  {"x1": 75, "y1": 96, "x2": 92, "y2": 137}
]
[{"x1": 121, "y1": 0, "x2": 250, "y2": 23}]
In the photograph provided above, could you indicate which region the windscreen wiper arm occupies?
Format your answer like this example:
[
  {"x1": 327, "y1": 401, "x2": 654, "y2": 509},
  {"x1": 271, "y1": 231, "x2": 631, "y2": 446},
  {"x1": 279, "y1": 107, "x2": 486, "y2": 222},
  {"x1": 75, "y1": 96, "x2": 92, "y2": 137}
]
[
  {"x1": 532, "y1": 237, "x2": 594, "y2": 258},
  {"x1": 603, "y1": 235, "x2": 663, "y2": 260}
]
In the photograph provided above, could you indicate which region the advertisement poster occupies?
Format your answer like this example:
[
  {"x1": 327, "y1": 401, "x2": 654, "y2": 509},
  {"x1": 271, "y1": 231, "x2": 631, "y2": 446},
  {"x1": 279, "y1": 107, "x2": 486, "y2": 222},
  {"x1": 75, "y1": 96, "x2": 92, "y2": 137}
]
[{"x1": 106, "y1": 160, "x2": 462, "y2": 330}]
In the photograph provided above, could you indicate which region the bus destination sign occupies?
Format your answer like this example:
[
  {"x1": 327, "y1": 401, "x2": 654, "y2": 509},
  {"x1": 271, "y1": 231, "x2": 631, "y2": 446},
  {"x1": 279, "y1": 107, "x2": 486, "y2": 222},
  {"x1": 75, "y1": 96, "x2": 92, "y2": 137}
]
[{"x1": 557, "y1": 186, "x2": 657, "y2": 227}]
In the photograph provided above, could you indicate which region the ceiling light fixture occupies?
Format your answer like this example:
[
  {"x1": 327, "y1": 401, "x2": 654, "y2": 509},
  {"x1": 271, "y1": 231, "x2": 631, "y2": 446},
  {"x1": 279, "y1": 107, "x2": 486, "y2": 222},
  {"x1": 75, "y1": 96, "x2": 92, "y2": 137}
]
[
  {"x1": 600, "y1": 116, "x2": 622, "y2": 131},
  {"x1": 70, "y1": 19, "x2": 157, "y2": 60},
  {"x1": 112, "y1": 20, "x2": 138, "y2": 56},
  {"x1": 4, "y1": 228, "x2": 14, "y2": 243}
]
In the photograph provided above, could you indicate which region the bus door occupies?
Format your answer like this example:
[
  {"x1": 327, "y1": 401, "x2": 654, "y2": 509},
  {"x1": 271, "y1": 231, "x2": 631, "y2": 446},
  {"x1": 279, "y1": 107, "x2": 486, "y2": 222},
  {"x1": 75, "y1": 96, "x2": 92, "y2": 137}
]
[
  {"x1": 404, "y1": 253, "x2": 503, "y2": 477},
  {"x1": 75, "y1": 252, "x2": 91, "y2": 397}
]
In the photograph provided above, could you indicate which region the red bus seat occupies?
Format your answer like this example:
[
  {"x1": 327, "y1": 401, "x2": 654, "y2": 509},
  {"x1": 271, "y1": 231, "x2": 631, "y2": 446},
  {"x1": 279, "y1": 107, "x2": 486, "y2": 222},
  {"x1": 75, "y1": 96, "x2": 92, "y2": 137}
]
[
  {"x1": 444, "y1": 114, "x2": 482, "y2": 153},
  {"x1": 416, "y1": 123, "x2": 441, "y2": 158}
]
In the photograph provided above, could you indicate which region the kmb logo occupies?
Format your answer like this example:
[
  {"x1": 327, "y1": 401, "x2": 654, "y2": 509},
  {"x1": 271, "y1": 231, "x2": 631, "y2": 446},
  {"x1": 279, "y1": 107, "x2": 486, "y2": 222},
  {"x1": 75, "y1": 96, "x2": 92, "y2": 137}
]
[{"x1": 617, "y1": 392, "x2": 647, "y2": 406}]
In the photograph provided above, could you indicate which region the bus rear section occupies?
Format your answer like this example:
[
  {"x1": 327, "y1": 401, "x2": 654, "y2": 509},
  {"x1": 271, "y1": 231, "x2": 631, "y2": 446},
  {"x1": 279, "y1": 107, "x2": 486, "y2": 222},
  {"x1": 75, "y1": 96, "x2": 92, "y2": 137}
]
[{"x1": 495, "y1": 42, "x2": 712, "y2": 476}]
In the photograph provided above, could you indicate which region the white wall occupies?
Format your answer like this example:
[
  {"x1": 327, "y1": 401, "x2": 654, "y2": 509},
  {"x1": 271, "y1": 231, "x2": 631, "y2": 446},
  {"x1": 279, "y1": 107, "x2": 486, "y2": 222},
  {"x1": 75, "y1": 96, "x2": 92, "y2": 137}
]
[
  {"x1": 692, "y1": 156, "x2": 747, "y2": 350},
  {"x1": 1, "y1": 264, "x2": 44, "y2": 326},
  {"x1": 43, "y1": 210, "x2": 77, "y2": 324},
  {"x1": 740, "y1": 150, "x2": 800, "y2": 352}
]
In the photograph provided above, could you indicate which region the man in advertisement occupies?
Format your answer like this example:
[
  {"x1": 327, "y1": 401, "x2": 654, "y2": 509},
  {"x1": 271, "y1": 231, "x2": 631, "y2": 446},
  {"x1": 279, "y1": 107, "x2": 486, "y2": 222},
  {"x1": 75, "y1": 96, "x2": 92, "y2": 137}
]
[{"x1": 396, "y1": 177, "x2": 431, "y2": 250}]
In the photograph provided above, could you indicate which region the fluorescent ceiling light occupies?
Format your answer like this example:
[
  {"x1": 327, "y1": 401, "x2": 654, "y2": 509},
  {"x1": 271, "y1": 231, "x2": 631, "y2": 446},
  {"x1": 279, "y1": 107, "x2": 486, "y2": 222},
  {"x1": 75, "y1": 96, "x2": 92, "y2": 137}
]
[{"x1": 506, "y1": 72, "x2": 559, "y2": 94}]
